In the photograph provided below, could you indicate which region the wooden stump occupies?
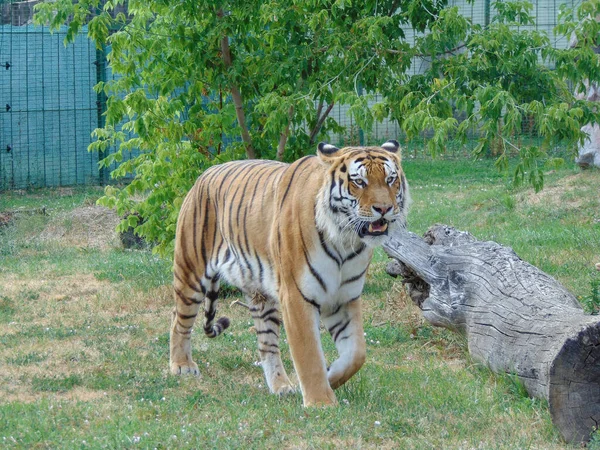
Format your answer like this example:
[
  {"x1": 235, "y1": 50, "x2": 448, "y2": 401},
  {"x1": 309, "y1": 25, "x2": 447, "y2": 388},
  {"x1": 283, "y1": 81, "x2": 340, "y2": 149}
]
[{"x1": 383, "y1": 225, "x2": 600, "y2": 444}]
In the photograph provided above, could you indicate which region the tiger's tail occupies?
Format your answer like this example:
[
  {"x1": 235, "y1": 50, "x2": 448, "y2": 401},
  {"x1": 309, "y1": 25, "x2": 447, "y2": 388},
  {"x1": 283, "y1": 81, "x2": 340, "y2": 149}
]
[{"x1": 202, "y1": 287, "x2": 230, "y2": 338}]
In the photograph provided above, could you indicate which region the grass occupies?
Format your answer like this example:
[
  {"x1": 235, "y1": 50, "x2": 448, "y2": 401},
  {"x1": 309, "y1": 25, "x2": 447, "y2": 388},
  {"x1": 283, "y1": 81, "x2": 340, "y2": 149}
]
[{"x1": 0, "y1": 159, "x2": 598, "y2": 448}]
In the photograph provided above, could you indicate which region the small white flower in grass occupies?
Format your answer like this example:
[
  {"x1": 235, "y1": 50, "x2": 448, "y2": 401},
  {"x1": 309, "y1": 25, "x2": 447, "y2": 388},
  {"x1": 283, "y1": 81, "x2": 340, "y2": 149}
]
[
  {"x1": 342, "y1": 399, "x2": 349, "y2": 405},
  {"x1": 132, "y1": 436, "x2": 141, "y2": 444},
  {"x1": 161, "y1": 397, "x2": 166, "y2": 401},
  {"x1": 374, "y1": 421, "x2": 381, "y2": 426}
]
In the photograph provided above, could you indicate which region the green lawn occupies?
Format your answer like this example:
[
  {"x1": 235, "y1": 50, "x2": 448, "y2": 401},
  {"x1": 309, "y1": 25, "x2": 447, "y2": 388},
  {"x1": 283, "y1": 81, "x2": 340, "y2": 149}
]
[{"x1": 0, "y1": 158, "x2": 598, "y2": 449}]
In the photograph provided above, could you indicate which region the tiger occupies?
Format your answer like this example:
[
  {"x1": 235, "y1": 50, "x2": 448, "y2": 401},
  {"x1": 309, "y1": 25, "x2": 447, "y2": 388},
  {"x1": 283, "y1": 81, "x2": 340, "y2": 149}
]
[{"x1": 169, "y1": 140, "x2": 409, "y2": 406}]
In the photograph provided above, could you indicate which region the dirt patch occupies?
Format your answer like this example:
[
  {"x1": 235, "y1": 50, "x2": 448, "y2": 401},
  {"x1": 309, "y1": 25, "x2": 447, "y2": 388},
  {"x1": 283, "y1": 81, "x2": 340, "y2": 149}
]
[
  {"x1": 0, "y1": 211, "x2": 13, "y2": 228},
  {"x1": 39, "y1": 205, "x2": 121, "y2": 250}
]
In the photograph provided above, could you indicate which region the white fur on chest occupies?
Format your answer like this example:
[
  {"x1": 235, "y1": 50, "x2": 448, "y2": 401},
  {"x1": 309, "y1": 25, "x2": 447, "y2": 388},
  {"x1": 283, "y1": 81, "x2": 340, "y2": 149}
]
[{"x1": 299, "y1": 244, "x2": 373, "y2": 309}]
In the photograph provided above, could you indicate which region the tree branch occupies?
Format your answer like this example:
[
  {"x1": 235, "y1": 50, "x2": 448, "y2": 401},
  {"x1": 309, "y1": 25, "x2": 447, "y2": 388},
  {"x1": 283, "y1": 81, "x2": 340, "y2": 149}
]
[
  {"x1": 309, "y1": 101, "x2": 335, "y2": 145},
  {"x1": 414, "y1": 43, "x2": 467, "y2": 58}
]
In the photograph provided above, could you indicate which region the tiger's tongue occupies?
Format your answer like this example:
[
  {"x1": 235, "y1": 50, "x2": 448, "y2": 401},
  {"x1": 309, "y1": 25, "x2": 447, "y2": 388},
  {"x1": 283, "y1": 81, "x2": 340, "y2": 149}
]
[{"x1": 368, "y1": 221, "x2": 388, "y2": 233}]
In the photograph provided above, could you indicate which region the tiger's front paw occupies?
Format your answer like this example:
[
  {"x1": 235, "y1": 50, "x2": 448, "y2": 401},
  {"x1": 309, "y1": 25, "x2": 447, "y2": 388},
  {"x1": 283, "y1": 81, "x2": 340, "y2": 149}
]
[
  {"x1": 302, "y1": 387, "x2": 337, "y2": 407},
  {"x1": 274, "y1": 384, "x2": 296, "y2": 396},
  {"x1": 170, "y1": 361, "x2": 200, "y2": 376}
]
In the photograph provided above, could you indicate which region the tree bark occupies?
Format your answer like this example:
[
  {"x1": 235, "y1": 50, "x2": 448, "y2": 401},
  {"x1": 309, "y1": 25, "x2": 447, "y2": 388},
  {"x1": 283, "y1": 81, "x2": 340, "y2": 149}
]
[
  {"x1": 220, "y1": 34, "x2": 256, "y2": 159},
  {"x1": 383, "y1": 225, "x2": 600, "y2": 444},
  {"x1": 276, "y1": 105, "x2": 294, "y2": 161},
  {"x1": 309, "y1": 101, "x2": 335, "y2": 145}
]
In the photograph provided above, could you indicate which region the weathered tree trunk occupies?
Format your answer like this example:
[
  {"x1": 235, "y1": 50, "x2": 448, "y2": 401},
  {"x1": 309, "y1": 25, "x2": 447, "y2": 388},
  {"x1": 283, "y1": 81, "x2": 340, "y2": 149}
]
[{"x1": 383, "y1": 225, "x2": 600, "y2": 444}]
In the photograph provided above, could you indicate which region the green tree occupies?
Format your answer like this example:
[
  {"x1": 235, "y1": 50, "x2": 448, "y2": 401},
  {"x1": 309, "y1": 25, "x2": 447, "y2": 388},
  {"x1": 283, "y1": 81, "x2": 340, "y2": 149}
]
[{"x1": 35, "y1": 0, "x2": 600, "y2": 254}]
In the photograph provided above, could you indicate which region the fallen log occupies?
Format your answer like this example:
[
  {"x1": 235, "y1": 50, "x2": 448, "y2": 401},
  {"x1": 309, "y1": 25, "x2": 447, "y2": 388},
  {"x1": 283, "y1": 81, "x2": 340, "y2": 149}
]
[{"x1": 383, "y1": 225, "x2": 600, "y2": 444}]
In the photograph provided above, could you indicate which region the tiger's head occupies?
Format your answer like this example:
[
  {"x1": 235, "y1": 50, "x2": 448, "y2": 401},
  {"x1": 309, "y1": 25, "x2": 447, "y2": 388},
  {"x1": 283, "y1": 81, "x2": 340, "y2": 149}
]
[{"x1": 315, "y1": 140, "x2": 410, "y2": 248}]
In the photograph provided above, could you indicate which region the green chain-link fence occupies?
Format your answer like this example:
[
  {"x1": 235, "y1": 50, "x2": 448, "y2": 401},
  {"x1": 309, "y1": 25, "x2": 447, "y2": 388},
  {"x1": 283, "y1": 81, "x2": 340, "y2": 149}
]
[{"x1": 0, "y1": 0, "x2": 110, "y2": 190}]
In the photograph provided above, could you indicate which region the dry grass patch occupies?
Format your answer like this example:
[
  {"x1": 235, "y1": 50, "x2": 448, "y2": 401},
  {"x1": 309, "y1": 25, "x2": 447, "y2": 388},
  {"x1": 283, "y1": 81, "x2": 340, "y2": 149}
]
[
  {"x1": 0, "y1": 274, "x2": 111, "y2": 331},
  {"x1": 0, "y1": 273, "x2": 108, "y2": 300},
  {"x1": 371, "y1": 282, "x2": 424, "y2": 329},
  {"x1": 39, "y1": 205, "x2": 121, "y2": 250},
  {"x1": 0, "y1": 268, "x2": 175, "y2": 405},
  {"x1": 519, "y1": 170, "x2": 599, "y2": 209},
  {"x1": 1, "y1": 386, "x2": 108, "y2": 404}
]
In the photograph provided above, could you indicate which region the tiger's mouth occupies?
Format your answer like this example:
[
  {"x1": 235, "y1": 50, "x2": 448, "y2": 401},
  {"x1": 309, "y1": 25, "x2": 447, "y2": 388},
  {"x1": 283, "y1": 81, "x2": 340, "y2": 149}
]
[{"x1": 358, "y1": 219, "x2": 389, "y2": 237}]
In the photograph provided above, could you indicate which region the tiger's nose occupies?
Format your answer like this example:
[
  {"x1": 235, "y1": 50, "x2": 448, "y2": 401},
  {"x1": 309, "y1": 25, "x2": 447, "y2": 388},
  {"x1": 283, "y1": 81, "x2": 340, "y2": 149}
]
[{"x1": 372, "y1": 205, "x2": 393, "y2": 217}]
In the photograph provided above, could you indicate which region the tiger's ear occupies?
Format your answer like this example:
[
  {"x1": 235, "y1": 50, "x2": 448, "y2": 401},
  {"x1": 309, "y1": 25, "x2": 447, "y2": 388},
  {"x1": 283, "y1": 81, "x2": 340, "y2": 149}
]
[
  {"x1": 317, "y1": 142, "x2": 340, "y2": 163},
  {"x1": 381, "y1": 140, "x2": 400, "y2": 153}
]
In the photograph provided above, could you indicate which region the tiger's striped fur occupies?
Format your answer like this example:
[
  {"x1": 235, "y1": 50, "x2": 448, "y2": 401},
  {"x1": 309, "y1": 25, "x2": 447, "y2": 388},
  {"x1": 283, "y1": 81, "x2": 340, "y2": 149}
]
[{"x1": 170, "y1": 140, "x2": 409, "y2": 406}]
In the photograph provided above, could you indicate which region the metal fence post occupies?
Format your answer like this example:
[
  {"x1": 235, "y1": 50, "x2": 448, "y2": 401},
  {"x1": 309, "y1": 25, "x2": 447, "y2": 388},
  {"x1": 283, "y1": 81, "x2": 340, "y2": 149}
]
[
  {"x1": 95, "y1": 43, "x2": 108, "y2": 185},
  {"x1": 357, "y1": 83, "x2": 365, "y2": 146}
]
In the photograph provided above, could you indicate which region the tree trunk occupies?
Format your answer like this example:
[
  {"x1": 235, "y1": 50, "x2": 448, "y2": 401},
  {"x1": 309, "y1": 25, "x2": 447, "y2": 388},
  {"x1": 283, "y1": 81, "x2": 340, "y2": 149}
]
[
  {"x1": 308, "y1": 101, "x2": 335, "y2": 145},
  {"x1": 276, "y1": 105, "x2": 294, "y2": 161},
  {"x1": 383, "y1": 225, "x2": 600, "y2": 444},
  {"x1": 219, "y1": 34, "x2": 256, "y2": 159}
]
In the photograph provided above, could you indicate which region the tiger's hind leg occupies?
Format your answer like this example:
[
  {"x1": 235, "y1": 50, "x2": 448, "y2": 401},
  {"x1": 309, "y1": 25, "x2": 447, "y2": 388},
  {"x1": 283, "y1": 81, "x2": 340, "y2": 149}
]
[
  {"x1": 170, "y1": 272, "x2": 203, "y2": 376},
  {"x1": 170, "y1": 270, "x2": 229, "y2": 376},
  {"x1": 322, "y1": 298, "x2": 366, "y2": 389},
  {"x1": 249, "y1": 293, "x2": 295, "y2": 395}
]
